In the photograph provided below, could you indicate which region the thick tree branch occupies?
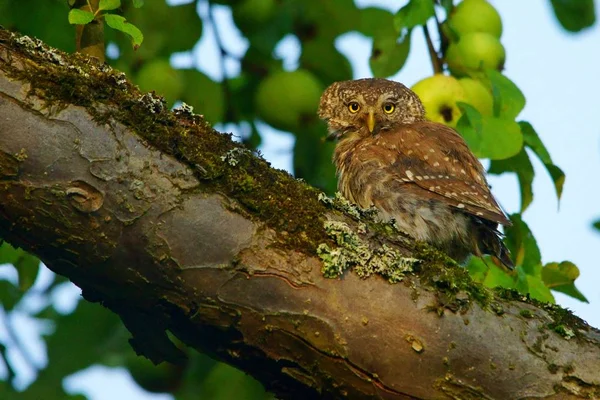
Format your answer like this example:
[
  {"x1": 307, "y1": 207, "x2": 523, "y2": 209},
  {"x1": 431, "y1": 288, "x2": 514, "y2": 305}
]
[{"x1": 0, "y1": 28, "x2": 599, "y2": 399}]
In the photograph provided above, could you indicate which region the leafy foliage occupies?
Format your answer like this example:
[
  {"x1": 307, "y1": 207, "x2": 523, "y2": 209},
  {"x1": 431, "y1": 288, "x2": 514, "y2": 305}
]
[
  {"x1": 67, "y1": 0, "x2": 144, "y2": 48},
  {"x1": 0, "y1": 0, "x2": 596, "y2": 398},
  {"x1": 549, "y1": 0, "x2": 596, "y2": 32}
]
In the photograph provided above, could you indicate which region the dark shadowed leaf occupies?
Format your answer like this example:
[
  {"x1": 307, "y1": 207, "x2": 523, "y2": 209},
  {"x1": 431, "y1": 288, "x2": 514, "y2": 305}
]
[
  {"x1": 504, "y1": 214, "x2": 542, "y2": 272},
  {"x1": 0, "y1": 242, "x2": 40, "y2": 292},
  {"x1": 549, "y1": 0, "x2": 596, "y2": 32},
  {"x1": 301, "y1": 41, "x2": 353, "y2": 84},
  {"x1": 520, "y1": 121, "x2": 565, "y2": 203},
  {"x1": 198, "y1": 363, "x2": 272, "y2": 400},
  {"x1": 439, "y1": 0, "x2": 454, "y2": 15},
  {"x1": 489, "y1": 149, "x2": 534, "y2": 212},
  {"x1": 0, "y1": 280, "x2": 21, "y2": 311},
  {"x1": 23, "y1": 300, "x2": 124, "y2": 398},
  {"x1": 1, "y1": 0, "x2": 74, "y2": 51},
  {"x1": 294, "y1": 123, "x2": 337, "y2": 194},
  {"x1": 180, "y1": 69, "x2": 225, "y2": 124}
]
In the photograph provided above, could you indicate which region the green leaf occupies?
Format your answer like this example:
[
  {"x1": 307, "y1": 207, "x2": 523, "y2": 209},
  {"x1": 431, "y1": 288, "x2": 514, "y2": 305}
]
[
  {"x1": 110, "y1": 0, "x2": 201, "y2": 59},
  {"x1": 523, "y1": 274, "x2": 555, "y2": 303},
  {"x1": 132, "y1": 0, "x2": 144, "y2": 7},
  {"x1": 456, "y1": 103, "x2": 523, "y2": 160},
  {"x1": 393, "y1": 0, "x2": 435, "y2": 32},
  {"x1": 467, "y1": 257, "x2": 518, "y2": 291},
  {"x1": 549, "y1": 0, "x2": 596, "y2": 32},
  {"x1": 359, "y1": 7, "x2": 395, "y2": 37},
  {"x1": 99, "y1": 0, "x2": 121, "y2": 11},
  {"x1": 439, "y1": 0, "x2": 454, "y2": 15},
  {"x1": 0, "y1": 280, "x2": 21, "y2": 311},
  {"x1": 199, "y1": 363, "x2": 270, "y2": 400},
  {"x1": 520, "y1": 121, "x2": 551, "y2": 162},
  {"x1": 360, "y1": 8, "x2": 412, "y2": 78},
  {"x1": 593, "y1": 219, "x2": 600, "y2": 232},
  {"x1": 551, "y1": 283, "x2": 589, "y2": 303},
  {"x1": 2, "y1": 0, "x2": 75, "y2": 52},
  {"x1": 504, "y1": 213, "x2": 542, "y2": 272},
  {"x1": 294, "y1": 123, "x2": 338, "y2": 194},
  {"x1": 370, "y1": 33, "x2": 411, "y2": 77},
  {"x1": 489, "y1": 149, "x2": 534, "y2": 212},
  {"x1": 301, "y1": 41, "x2": 353, "y2": 83},
  {"x1": 24, "y1": 300, "x2": 124, "y2": 398},
  {"x1": 104, "y1": 14, "x2": 143, "y2": 48},
  {"x1": 541, "y1": 261, "x2": 588, "y2": 302},
  {"x1": 542, "y1": 261, "x2": 579, "y2": 285},
  {"x1": 68, "y1": 9, "x2": 95, "y2": 25},
  {"x1": 483, "y1": 263, "x2": 516, "y2": 290},
  {"x1": 466, "y1": 257, "x2": 488, "y2": 283},
  {"x1": 0, "y1": 242, "x2": 40, "y2": 292},
  {"x1": 486, "y1": 70, "x2": 526, "y2": 119},
  {"x1": 520, "y1": 121, "x2": 565, "y2": 203}
]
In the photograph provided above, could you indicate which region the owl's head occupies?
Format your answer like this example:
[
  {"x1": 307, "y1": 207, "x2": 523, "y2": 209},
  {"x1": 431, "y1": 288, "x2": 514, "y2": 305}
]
[{"x1": 317, "y1": 78, "x2": 425, "y2": 140}]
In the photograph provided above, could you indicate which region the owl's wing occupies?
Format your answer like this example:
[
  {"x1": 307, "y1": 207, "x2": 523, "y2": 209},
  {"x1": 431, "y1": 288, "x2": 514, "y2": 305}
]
[{"x1": 358, "y1": 121, "x2": 511, "y2": 226}]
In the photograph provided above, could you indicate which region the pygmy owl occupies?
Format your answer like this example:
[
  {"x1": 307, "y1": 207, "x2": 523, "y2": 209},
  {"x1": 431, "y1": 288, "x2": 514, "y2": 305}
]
[{"x1": 317, "y1": 78, "x2": 513, "y2": 268}]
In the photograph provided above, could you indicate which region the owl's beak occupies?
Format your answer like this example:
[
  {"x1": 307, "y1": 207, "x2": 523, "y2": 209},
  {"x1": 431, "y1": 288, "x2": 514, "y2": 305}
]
[{"x1": 366, "y1": 110, "x2": 376, "y2": 133}]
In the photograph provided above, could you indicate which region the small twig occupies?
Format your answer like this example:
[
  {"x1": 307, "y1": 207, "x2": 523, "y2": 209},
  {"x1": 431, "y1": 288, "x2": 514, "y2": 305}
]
[
  {"x1": 432, "y1": 1, "x2": 451, "y2": 58},
  {"x1": 434, "y1": 0, "x2": 454, "y2": 59},
  {"x1": 0, "y1": 309, "x2": 39, "y2": 374},
  {"x1": 422, "y1": 24, "x2": 443, "y2": 74}
]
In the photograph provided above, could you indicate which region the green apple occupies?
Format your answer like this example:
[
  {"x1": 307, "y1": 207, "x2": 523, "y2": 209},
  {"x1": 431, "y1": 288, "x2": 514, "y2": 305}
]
[
  {"x1": 232, "y1": 0, "x2": 277, "y2": 33},
  {"x1": 135, "y1": 59, "x2": 184, "y2": 106},
  {"x1": 458, "y1": 78, "x2": 493, "y2": 116},
  {"x1": 448, "y1": 0, "x2": 503, "y2": 39},
  {"x1": 446, "y1": 32, "x2": 506, "y2": 76},
  {"x1": 411, "y1": 74, "x2": 468, "y2": 127},
  {"x1": 255, "y1": 69, "x2": 323, "y2": 131}
]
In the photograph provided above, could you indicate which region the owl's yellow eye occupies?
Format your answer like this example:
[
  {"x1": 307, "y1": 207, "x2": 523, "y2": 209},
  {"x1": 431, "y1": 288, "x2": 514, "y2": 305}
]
[
  {"x1": 348, "y1": 102, "x2": 361, "y2": 113},
  {"x1": 383, "y1": 103, "x2": 395, "y2": 114}
]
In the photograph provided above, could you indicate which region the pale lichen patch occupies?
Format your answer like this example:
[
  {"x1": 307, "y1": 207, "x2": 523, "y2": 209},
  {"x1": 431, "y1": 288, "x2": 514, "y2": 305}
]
[
  {"x1": 318, "y1": 192, "x2": 378, "y2": 221},
  {"x1": 221, "y1": 147, "x2": 252, "y2": 167},
  {"x1": 317, "y1": 220, "x2": 418, "y2": 283}
]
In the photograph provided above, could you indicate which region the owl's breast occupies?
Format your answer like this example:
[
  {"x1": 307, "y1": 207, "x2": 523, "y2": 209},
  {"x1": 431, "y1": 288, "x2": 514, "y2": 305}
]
[{"x1": 334, "y1": 142, "x2": 389, "y2": 210}]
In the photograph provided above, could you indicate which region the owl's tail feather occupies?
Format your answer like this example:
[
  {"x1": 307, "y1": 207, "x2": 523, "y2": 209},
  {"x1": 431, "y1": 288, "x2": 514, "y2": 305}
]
[{"x1": 471, "y1": 218, "x2": 514, "y2": 270}]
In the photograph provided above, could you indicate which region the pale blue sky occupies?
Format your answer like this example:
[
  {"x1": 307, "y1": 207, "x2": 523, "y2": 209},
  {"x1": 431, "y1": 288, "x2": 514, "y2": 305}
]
[{"x1": 1, "y1": 1, "x2": 598, "y2": 399}]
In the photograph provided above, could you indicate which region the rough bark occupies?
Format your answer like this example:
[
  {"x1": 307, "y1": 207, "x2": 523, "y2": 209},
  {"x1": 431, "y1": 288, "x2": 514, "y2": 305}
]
[{"x1": 0, "y1": 28, "x2": 599, "y2": 400}]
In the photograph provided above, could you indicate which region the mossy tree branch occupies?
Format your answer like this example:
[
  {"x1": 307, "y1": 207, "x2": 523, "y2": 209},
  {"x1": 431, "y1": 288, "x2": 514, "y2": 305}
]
[{"x1": 0, "y1": 28, "x2": 599, "y2": 399}]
